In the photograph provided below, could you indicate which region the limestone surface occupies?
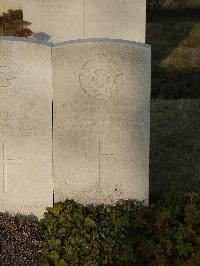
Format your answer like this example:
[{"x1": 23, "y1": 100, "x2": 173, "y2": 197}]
[
  {"x1": 0, "y1": 37, "x2": 151, "y2": 217},
  {"x1": 53, "y1": 40, "x2": 151, "y2": 205},
  {"x1": 23, "y1": 0, "x2": 146, "y2": 43},
  {"x1": 0, "y1": 39, "x2": 53, "y2": 219}
]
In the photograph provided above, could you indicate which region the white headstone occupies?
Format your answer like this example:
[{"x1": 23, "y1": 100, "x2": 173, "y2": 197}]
[
  {"x1": 0, "y1": 38, "x2": 53, "y2": 219},
  {"x1": 23, "y1": 0, "x2": 84, "y2": 43},
  {"x1": 53, "y1": 40, "x2": 151, "y2": 205},
  {"x1": 85, "y1": 0, "x2": 146, "y2": 42},
  {"x1": 23, "y1": 0, "x2": 146, "y2": 43}
]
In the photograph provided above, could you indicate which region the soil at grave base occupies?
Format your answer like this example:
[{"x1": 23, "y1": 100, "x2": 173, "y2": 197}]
[{"x1": 0, "y1": 212, "x2": 44, "y2": 266}]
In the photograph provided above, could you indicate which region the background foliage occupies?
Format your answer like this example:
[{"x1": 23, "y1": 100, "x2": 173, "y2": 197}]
[{"x1": 0, "y1": 9, "x2": 31, "y2": 37}]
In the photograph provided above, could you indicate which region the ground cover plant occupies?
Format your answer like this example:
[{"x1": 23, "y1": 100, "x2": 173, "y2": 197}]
[{"x1": 39, "y1": 195, "x2": 200, "y2": 266}]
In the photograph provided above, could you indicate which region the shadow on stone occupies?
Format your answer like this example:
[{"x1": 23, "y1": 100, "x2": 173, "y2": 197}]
[{"x1": 32, "y1": 32, "x2": 51, "y2": 41}]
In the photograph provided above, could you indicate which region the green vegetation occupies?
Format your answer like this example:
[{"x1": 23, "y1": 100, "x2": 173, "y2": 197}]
[{"x1": 40, "y1": 196, "x2": 200, "y2": 266}]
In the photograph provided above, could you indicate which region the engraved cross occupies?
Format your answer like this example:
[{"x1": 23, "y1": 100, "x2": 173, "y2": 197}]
[
  {"x1": 0, "y1": 143, "x2": 21, "y2": 193},
  {"x1": 85, "y1": 138, "x2": 115, "y2": 185}
]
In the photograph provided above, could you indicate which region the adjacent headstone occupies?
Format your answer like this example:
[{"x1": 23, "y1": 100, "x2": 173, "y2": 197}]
[
  {"x1": 53, "y1": 40, "x2": 151, "y2": 205},
  {"x1": 0, "y1": 38, "x2": 53, "y2": 219},
  {"x1": 0, "y1": 0, "x2": 22, "y2": 15},
  {"x1": 23, "y1": 0, "x2": 146, "y2": 43},
  {"x1": 23, "y1": 0, "x2": 85, "y2": 43},
  {"x1": 85, "y1": 0, "x2": 146, "y2": 42}
]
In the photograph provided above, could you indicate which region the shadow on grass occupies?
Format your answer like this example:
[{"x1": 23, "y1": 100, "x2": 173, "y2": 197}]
[
  {"x1": 147, "y1": 8, "x2": 200, "y2": 23},
  {"x1": 149, "y1": 99, "x2": 200, "y2": 203},
  {"x1": 152, "y1": 68, "x2": 200, "y2": 99},
  {"x1": 147, "y1": 8, "x2": 200, "y2": 99}
]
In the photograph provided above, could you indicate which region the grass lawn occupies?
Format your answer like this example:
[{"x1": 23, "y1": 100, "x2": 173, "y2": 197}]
[
  {"x1": 150, "y1": 99, "x2": 200, "y2": 202},
  {"x1": 147, "y1": 8, "x2": 200, "y2": 98}
]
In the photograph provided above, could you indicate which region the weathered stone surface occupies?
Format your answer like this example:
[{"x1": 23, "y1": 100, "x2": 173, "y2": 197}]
[
  {"x1": 85, "y1": 0, "x2": 146, "y2": 42},
  {"x1": 53, "y1": 40, "x2": 151, "y2": 205},
  {"x1": 23, "y1": 0, "x2": 84, "y2": 43},
  {"x1": 0, "y1": 38, "x2": 53, "y2": 219},
  {"x1": 23, "y1": 0, "x2": 146, "y2": 43}
]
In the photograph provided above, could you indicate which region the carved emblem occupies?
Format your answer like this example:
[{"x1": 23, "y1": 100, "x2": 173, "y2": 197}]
[{"x1": 79, "y1": 57, "x2": 123, "y2": 99}]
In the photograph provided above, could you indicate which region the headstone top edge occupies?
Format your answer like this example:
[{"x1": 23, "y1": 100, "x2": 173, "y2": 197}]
[
  {"x1": 0, "y1": 37, "x2": 150, "y2": 49},
  {"x1": 0, "y1": 36, "x2": 53, "y2": 47},
  {"x1": 53, "y1": 38, "x2": 150, "y2": 49}
]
